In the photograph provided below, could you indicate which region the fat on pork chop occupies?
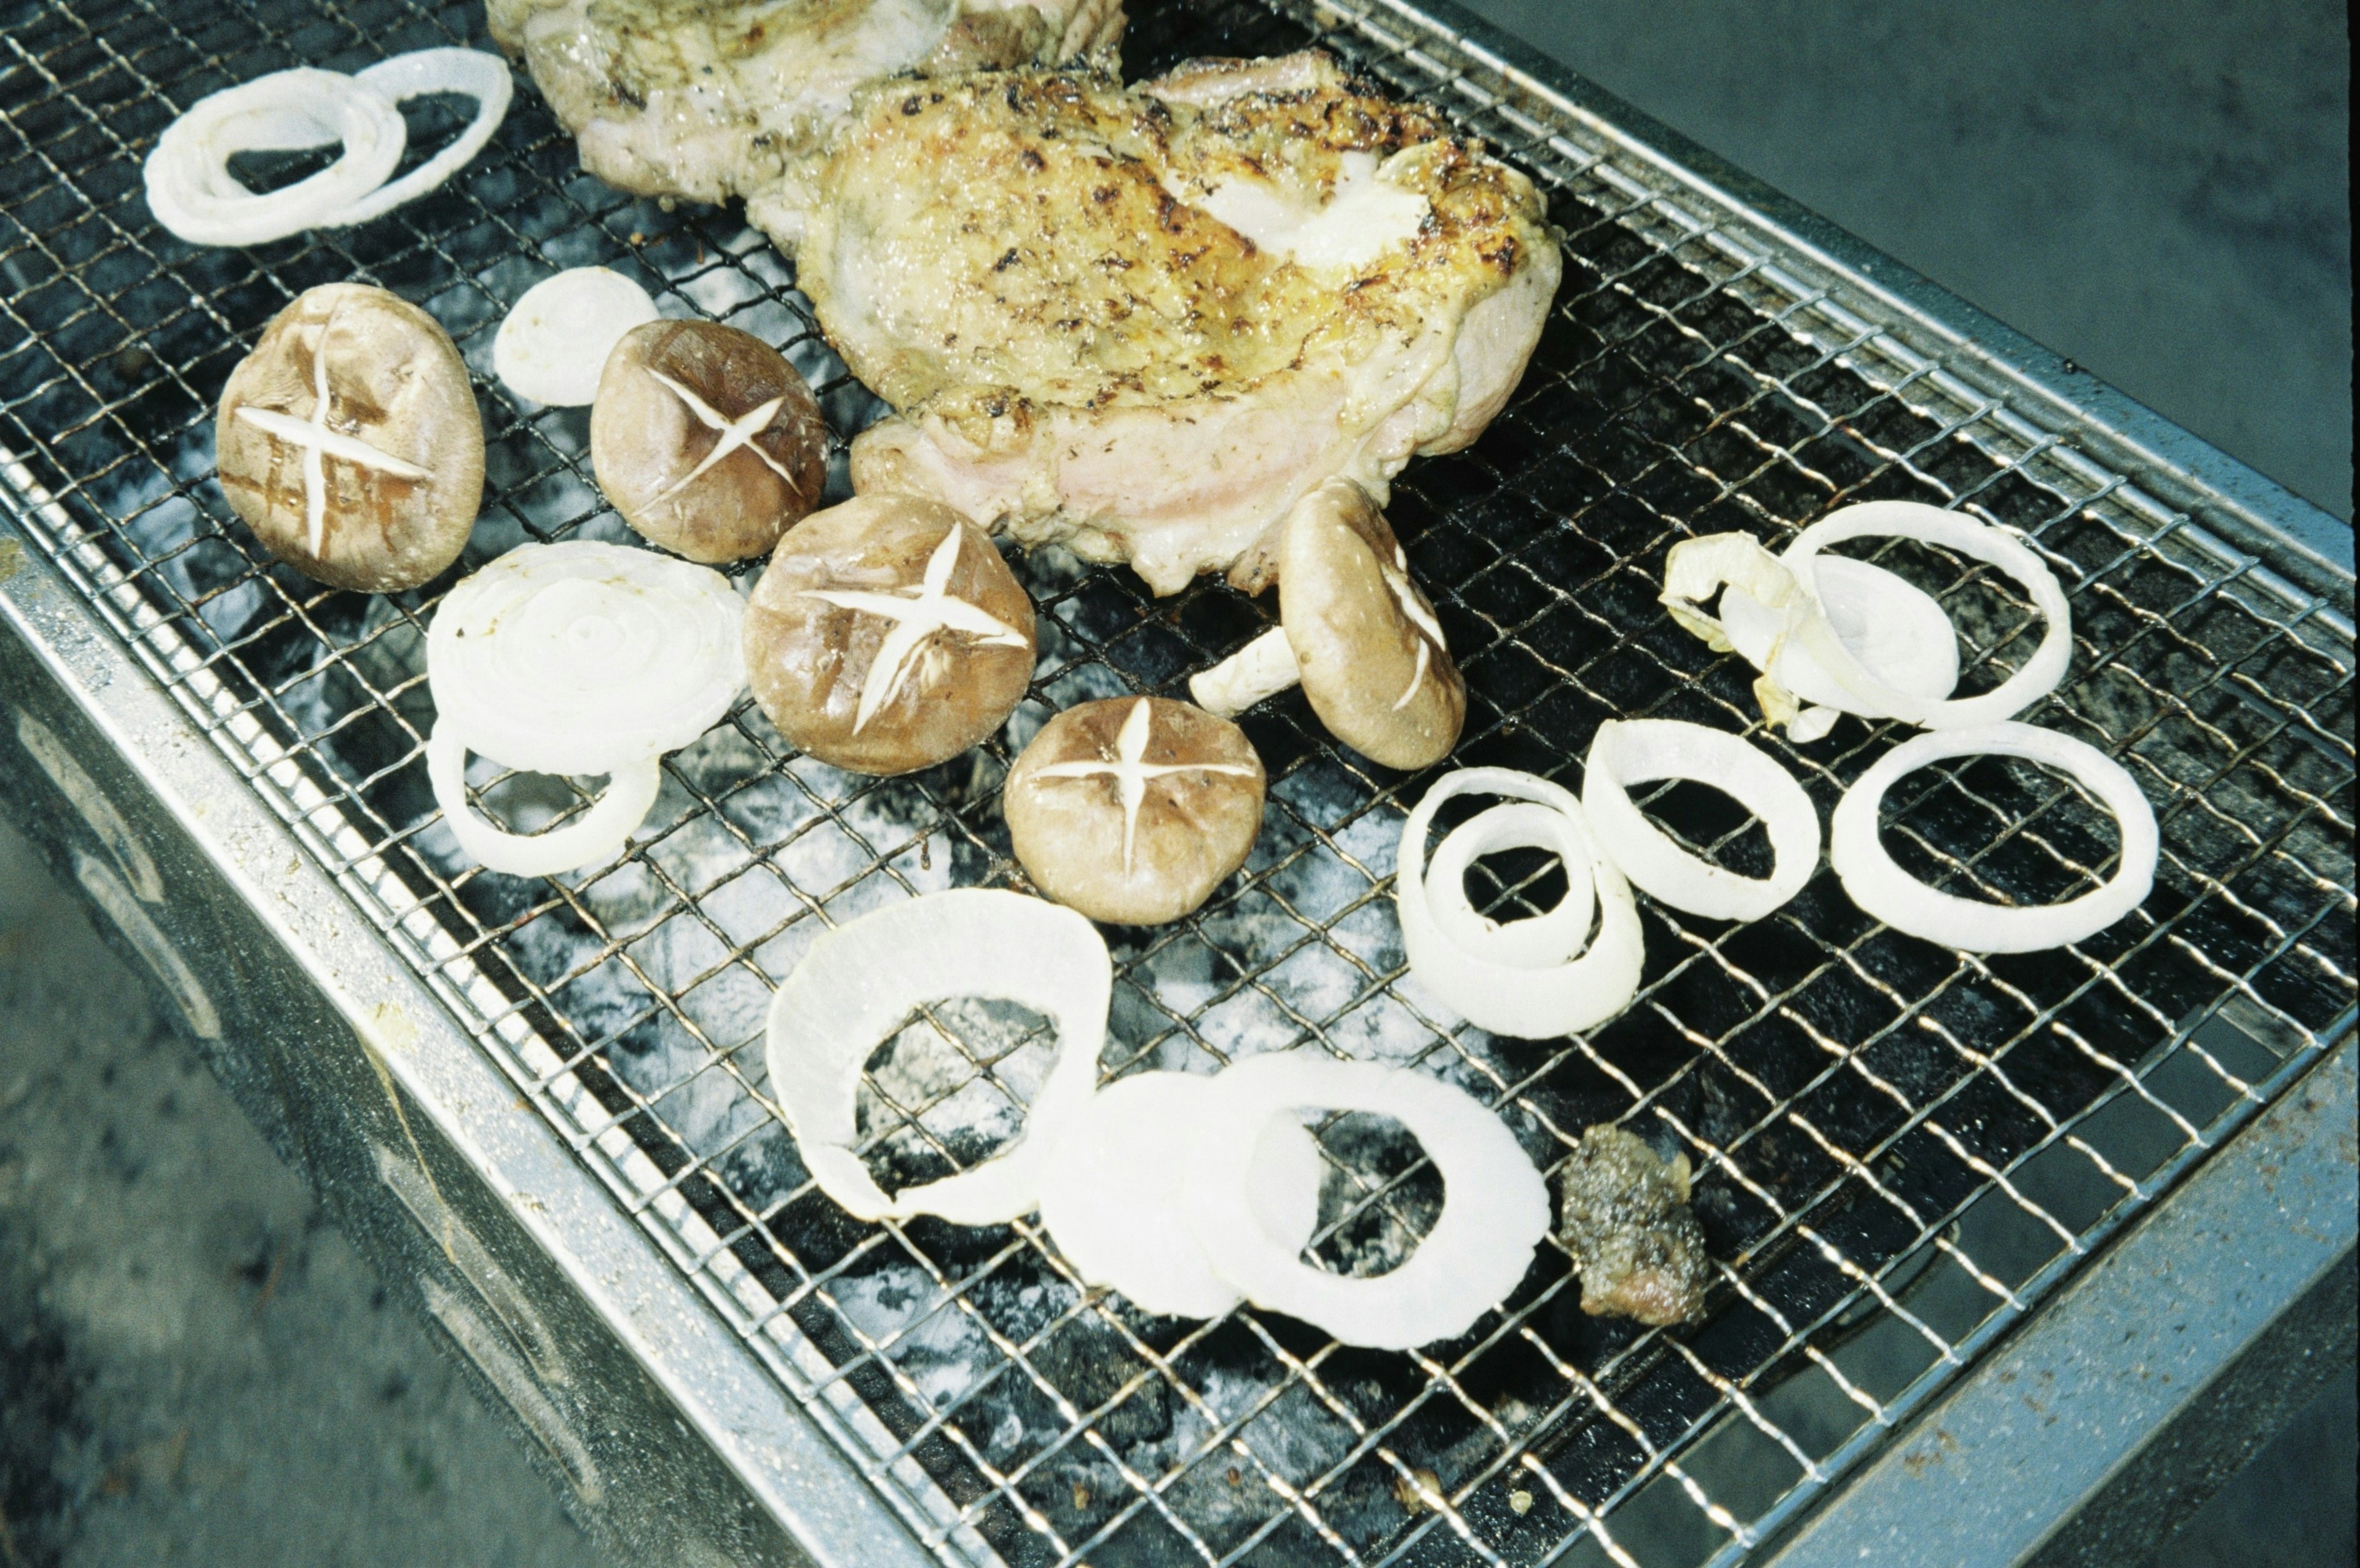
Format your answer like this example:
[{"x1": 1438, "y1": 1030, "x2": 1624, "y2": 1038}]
[
  {"x1": 800, "y1": 52, "x2": 1560, "y2": 595},
  {"x1": 489, "y1": 0, "x2": 1124, "y2": 249}
]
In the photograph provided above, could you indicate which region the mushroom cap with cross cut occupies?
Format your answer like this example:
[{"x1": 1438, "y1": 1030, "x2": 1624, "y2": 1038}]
[
  {"x1": 1004, "y1": 696, "x2": 1266, "y2": 926},
  {"x1": 745, "y1": 495, "x2": 1037, "y2": 775},
  {"x1": 1280, "y1": 477, "x2": 1465, "y2": 770},
  {"x1": 591, "y1": 319, "x2": 828, "y2": 564},
  {"x1": 215, "y1": 283, "x2": 484, "y2": 593}
]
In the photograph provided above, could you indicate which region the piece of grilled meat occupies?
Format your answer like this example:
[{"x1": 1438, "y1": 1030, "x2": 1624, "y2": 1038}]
[
  {"x1": 490, "y1": 0, "x2": 1123, "y2": 249},
  {"x1": 1559, "y1": 1125, "x2": 1712, "y2": 1326},
  {"x1": 801, "y1": 52, "x2": 1560, "y2": 594}
]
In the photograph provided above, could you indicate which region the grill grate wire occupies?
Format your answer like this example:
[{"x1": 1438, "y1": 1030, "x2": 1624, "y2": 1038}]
[{"x1": 2, "y1": 0, "x2": 2354, "y2": 1563}]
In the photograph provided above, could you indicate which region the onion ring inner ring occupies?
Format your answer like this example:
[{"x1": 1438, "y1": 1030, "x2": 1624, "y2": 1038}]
[
  {"x1": 144, "y1": 68, "x2": 406, "y2": 247},
  {"x1": 1425, "y1": 801, "x2": 1597, "y2": 969},
  {"x1": 1788, "y1": 502, "x2": 2071, "y2": 731},
  {"x1": 1182, "y1": 1052, "x2": 1548, "y2": 1350},
  {"x1": 1039, "y1": 1072, "x2": 1323, "y2": 1318},
  {"x1": 1830, "y1": 721, "x2": 2157, "y2": 953},
  {"x1": 1583, "y1": 719, "x2": 1820, "y2": 922},
  {"x1": 428, "y1": 721, "x2": 661, "y2": 878},
  {"x1": 765, "y1": 890, "x2": 1112, "y2": 1226},
  {"x1": 1719, "y1": 554, "x2": 1959, "y2": 712},
  {"x1": 1397, "y1": 768, "x2": 1644, "y2": 1040}
]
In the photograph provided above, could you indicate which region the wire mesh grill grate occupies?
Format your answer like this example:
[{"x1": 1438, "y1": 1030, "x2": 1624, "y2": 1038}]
[{"x1": 2, "y1": 0, "x2": 2354, "y2": 1562}]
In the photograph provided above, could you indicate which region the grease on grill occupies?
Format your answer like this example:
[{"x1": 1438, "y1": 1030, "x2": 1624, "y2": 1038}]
[{"x1": 1560, "y1": 1125, "x2": 1711, "y2": 1325}]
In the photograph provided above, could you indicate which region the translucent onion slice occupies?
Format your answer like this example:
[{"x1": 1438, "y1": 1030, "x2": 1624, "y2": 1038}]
[
  {"x1": 1397, "y1": 769, "x2": 1644, "y2": 1040},
  {"x1": 1718, "y1": 555, "x2": 1958, "y2": 714},
  {"x1": 492, "y1": 268, "x2": 661, "y2": 406},
  {"x1": 427, "y1": 541, "x2": 743, "y2": 778},
  {"x1": 1039, "y1": 1072, "x2": 1323, "y2": 1318},
  {"x1": 1583, "y1": 719, "x2": 1820, "y2": 922},
  {"x1": 1182, "y1": 1053, "x2": 1548, "y2": 1350},
  {"x1": 1788, "y1": 503, "x2": 2071, "y2": 731},
  {"x1": 336, "y1": 50, "x2": 513, "y2": 225},
  {"x1": 765, "y1": 890, "x2": 1114, "y2": 1225},
  {"x1": 426, "y1": 724, "x2": 659, "y2": 878},
  {"x1": 143, "y1": 69, "x2": 406, "y2": 247},
  {"x1": 1831, "y1": 722, "x2": 2157, "y2": 953}
]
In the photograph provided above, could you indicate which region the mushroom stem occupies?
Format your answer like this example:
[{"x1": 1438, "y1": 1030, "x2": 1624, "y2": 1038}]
[{"x1": 1190, "y1": 626, "x2": 1300, "y2": 717}]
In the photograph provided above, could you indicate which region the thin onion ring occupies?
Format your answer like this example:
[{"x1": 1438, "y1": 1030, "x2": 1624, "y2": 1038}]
[
  {"x1": 1788, "y1": 503, "x2": 2071, "y2": 731},
  {"x1": 1038, "y1": 1072, "x2": 1323, "y2": 1318},
  {"x1": 1583, "y1": 719, "x2": 1820, "y2": 922},
  {"x1": 1719, "y1": 555, "x2": 1958, "y2": 716},
  {"x1": 765, "y1": 890, "x2": 1112, "y2": 1225},
  {"x1": 1830, "y1": 721, "x2": 2157, "y2": 952},
  {"x1": 144, "y1": 68, "x2": 405, "y2": 246},
  {"x1": 427, "y1": 723, "x2": 660, "y2": 877},
  {"x1": 1425, "y1": 802, "x2": 1595, "y2": 968},
  {"x1": 336, "y1": 50, "x2": 513, "y2": 225},
  {"x1": 1397, "y1": 768, "x2": 1644, "y2": 1040},
  {"x1": 1182, "y1": 1052, "x2": 1548, "y2": 1350}
]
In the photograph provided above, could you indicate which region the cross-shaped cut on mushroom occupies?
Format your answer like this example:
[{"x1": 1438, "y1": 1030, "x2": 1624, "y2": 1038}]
[
  {"x1": 1031, "y1": 697, "x2": 1258, "y2": 872},
  {"x1": 1003, "y1": 695, "x2": 1267, "y2": 925},
  {"x1": 216, "y1": 283, "x2": 483, "y2": 594},
  {"x1": 591, "y1": 319, "x2": 828, "y2": 563},
  {"x1": 744, "y1": 496, "x2": 1038, "y2": 776},
  {"x1": 798, "y1": 525, "x2": 1031, "y2": 733},
  {"x1": 234, "y1": 302, "x2": 437, "y2": 557},
  {"x1": 1187, "y1": 478, "x2": 1465, "y2": 770}
]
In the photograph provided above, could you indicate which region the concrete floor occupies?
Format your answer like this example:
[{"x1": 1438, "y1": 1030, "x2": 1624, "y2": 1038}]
[
  {"x1": 2, "y1": 2, "x2": 2352, "y2": 1565},
  {"x1": 1457, "y1": 0, "x2": 2354, "y2": 521}
]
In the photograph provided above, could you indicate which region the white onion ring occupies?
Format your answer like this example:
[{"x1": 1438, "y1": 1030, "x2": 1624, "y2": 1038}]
[
  {"x1": 492, "y1": 269, "x2": 662, "y2": 406},
  {"x1": 427, "y1": 541, "x2": 744, "y2": 778},
  {"x1": 1788, "y1": 503, "x2": 2071, "y2": 731},
  {"x1": 1182, "y1": 1053, "x2": 1549, "y2": 1350},
  {"x1": 427, "y1": 724, "x2": 660, "y2": 877},
  {"x1": 1719, "y1": 555, "x2": 1959, "y2": 715},
  {"x1": 765, "y1": 890, "x2": 1113, "y2": 1225},
  {"x1": 143, "y1": 69, "x2": 406, "y2": 246},
  {"x1": 1397, "y1": 768, "x2": 1645, "y2": 1040},
  {"x1": 336, "y1": 50, "x2": 513, "y2": 225},
  {"x1": 1830, "y1": 721, "x2": 2158, "y2": 953},
  {"x1": 1039, "y1": 1072, "x2": 1323, "y2": 1318},
  {"x1": 1583, "y1": 719, "x2": 1820, "y2": 922}
]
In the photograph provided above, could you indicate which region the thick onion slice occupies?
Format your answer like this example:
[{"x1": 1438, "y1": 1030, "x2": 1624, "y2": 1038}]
[
  {"x1": 492, "y1": 268, "x2": 661, "y2": 406},
  {"x1": 427, "y1": 724, "x2": 660, "y2": 878},
  {"x1": 428, "y1": 541, "x2": 743, "y2": 778},
  {"x1": 1182, "y1": 1053, "x2": 1548, "y2": 1350},
  {"x1": 1664, "y1": 504, "x2": 2071, "y2": 736},
  {"x1": 765, "y1": 890, "x2": 1114, "y2": 1225},
  {"x1": 143, "y1": 69, "x2": 405, "y2": 246},
  {"x1": 1583, "y1": 720, "x2": 1820, "y2": 922},
  {"x1": 1831, "y1": 721, "x2": 2158, "y2": 953},
  {"x1": 1397, "y1": 769, "x2": 1644, "y2": 1040},
  {"x1": 1039, "y1": 1072, "x2": 1323, "y2": 1319},
  {"x1": 1719, "y1": 555, "x2": 1957, "y2": 716},
  {"x1": 337, "y1": 50, "x2": 513, "y2": 225}
]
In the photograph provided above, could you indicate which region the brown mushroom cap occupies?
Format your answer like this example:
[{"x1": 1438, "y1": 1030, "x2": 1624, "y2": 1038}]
[
  {"x1": 1004, "y1": 696, "x2": 1265, "y2": 925},
  {"x1": 1279, "y1": 478, "x2": 1465, "y2": 769},
  {"x1": 215, "y1": 283, "x2": 484, "y2": 593},
  {"x1": 745, "y1": 495, "x2": 1036, "y2": 774},
  {"x1": 591, "y1": 319, "x2": 828, "y2": 563}
]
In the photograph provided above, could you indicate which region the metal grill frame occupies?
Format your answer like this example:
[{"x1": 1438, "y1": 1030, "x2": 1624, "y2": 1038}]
[{"x1": 1, "y1": 0, "x2": 2353, "y2": 1564}]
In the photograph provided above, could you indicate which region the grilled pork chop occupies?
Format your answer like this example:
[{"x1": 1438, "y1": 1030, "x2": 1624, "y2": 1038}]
[
  {"x1": 800, "y1": 52, "x2": 1559, "y2": 594},
  {"x1": 489, "y1": 0, "x2": 1123, "y2": 249}
]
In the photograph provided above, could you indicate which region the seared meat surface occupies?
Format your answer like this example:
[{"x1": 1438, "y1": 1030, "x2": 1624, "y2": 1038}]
[
  {"x1": 801, "y1": 53, "x2": 1560, "y2": 594},
  {"x1": 490, "y1": 0, "x2": 1122, "y2": 249},
  {"x1": 1559, "y1": 1125, "x2": 1711, "y2": 1326}
]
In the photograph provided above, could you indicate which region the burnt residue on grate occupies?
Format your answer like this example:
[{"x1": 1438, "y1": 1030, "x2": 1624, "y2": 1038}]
[{"x1": 1, "y1": 0, "x2": 2353, "y2": 1562}]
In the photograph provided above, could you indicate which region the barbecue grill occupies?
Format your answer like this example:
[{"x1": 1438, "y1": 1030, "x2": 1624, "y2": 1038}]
[{"x1": 2, "y1": 0, "x2": 2353, "y2": 1564}]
